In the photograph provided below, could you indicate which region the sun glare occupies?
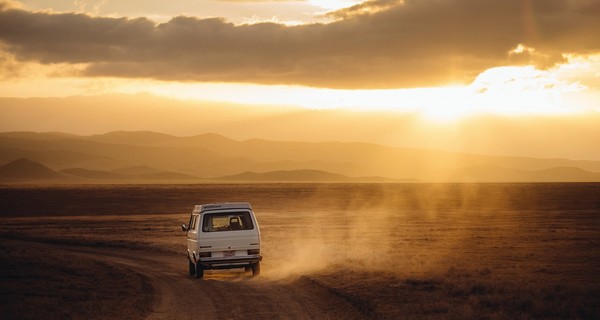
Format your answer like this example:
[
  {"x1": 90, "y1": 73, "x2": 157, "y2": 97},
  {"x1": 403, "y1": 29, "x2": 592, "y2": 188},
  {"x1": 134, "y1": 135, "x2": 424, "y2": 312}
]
[
  {"x1": 470, "y1": 66, "x2": 586, "y2": 114},
  {"x1": 109, "y1": 62, "x2": 588, "y2": 123}
]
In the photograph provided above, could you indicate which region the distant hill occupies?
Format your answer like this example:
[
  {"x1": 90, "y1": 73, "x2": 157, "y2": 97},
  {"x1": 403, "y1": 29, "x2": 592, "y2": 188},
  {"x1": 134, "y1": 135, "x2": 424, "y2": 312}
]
[
  {"x1": 217, "y1": 170, "x2": 350, "y2": 182},
  {"x1": 1, "y1": 131, "x2": 600, "y2": 183},
  {"x1": 0, "y1": 158, "x2": 68, "y2": 181},
  {"x1": 111, "y1": 165, "x2": 163, "y2": 175},
  {"x1": 216, "y1": 170, "x2": 396, "y2": 182},
  {"x1": 135, "y1": 171, "x2": 198, "y2": 180},
  {"x1": 60, "y1": 168, "x2": 125, "y2": 180},
  {"x1": 61, "y1": 167, "x2": 198, "y2": 181},
  {"x1": 87, "y1": 131, "x2": 176, "y2": 146},
  {"x1": 529, "y1": 166, "x2": 600, "y2": 182}
]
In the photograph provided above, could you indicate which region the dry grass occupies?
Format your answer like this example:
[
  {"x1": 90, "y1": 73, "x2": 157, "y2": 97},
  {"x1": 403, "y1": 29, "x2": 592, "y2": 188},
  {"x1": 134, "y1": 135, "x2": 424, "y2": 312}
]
[
  {"x1": 310, "y1": 267, "x2": 599, "y2": 319},
  {"x1": 0, "y1": 240, "x2": 154, "y2": 320},
  {"x1": 1, "y1": 183, "x2": 599, "y2": 319}
]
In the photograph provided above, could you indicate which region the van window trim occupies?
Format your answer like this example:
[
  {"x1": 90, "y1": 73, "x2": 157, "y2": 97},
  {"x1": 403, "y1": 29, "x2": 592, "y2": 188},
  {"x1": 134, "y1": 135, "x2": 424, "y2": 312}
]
[{"x1": 201, "y1": 210, "x2": 255, "y2": 233}]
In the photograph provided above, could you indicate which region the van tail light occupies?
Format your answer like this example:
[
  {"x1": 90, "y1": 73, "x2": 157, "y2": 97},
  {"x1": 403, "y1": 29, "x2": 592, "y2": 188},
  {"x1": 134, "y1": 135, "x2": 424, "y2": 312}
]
[
  {"x1": 198, "y1": 252, "x2": 212, "y2": 258},
  {"x1": 248, "y1": 249, "x2": 260, "y2": 255}
]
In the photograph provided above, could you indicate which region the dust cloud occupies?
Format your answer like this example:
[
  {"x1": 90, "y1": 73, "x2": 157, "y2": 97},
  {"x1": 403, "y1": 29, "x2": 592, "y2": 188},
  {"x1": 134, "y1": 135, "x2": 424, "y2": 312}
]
[
  {"x1": 255, "y1": 182, "x2": 600, "y2": 281},
  {"x1": 257, "y1": 183, "x2": 514, "y2": 279}
]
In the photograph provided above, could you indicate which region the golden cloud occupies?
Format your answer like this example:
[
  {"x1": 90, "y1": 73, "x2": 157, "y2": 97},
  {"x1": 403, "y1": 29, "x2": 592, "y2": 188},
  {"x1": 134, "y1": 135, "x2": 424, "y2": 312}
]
[{"x1": 1, "y1": 0, "x2": 599, "y2": 88}]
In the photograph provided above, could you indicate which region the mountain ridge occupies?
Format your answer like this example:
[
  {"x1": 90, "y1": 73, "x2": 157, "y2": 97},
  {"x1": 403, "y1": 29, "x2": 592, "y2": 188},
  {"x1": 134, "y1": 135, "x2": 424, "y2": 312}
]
[
  {"x1": 217, "y1": 169, "x2": 351, "y2": 182},
  {"x1": 1, "y1": 131, "x2": 599, "y2": 183},
  {"x1": 0, "y1": 158, "x2": 69, "y2": 181}
]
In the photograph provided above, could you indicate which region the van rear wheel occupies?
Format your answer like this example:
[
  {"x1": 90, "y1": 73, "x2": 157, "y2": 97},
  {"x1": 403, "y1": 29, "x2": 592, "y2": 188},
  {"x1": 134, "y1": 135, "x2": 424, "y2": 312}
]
[
  {"x1": 251, "y1": 262, "x2": 260, "y2": 276},
  {"x1": 188, "y1": 260, "x2": 195, "y2": 276},
  {"x1": 195, "y1": 262, "x2": 204, "y2": 278}
]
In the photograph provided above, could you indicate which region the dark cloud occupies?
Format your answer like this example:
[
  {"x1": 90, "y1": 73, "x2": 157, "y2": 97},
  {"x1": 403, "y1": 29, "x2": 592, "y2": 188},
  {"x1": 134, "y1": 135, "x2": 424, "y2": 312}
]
[{"x1": 0, "y1": 0, "x2": 599, "y2": 88}]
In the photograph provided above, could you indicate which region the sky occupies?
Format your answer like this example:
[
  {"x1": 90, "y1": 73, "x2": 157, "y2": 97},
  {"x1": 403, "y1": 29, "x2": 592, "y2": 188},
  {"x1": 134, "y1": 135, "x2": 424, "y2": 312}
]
[{"x1": 0, "y1": 0, "x2": 599, "y2": 159}]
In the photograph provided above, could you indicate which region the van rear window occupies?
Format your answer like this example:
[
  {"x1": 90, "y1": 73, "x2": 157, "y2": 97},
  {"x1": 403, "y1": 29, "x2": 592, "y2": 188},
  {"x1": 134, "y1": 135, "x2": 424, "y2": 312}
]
[{"x1": 202, "y1": 211, "x2": 254, "y2": 232}]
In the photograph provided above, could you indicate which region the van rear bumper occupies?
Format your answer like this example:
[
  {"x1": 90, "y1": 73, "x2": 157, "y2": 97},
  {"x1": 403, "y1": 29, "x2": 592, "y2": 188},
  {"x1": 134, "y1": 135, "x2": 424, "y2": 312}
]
[{"x1": 198, "y1": 255, "x2": 262, "y2": 270}]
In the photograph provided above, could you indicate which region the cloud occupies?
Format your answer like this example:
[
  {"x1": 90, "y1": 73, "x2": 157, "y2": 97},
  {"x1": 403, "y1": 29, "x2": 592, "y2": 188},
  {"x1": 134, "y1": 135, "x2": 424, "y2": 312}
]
[
  {"x1": 326, "y1": 0, "x2": 403, "y2": 19},
  {"x1": 0, "y1": 0, "x2": 599, "y2": 88}
]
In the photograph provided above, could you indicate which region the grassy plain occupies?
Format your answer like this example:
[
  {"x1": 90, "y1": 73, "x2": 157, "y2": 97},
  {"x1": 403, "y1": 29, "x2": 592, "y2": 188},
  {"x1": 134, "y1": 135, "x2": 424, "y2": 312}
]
[
  {"x1": 1, "y1": 183, "x2": 599, "y2": 318},
  {"x1": 0, "y1": 239, "x2": 153, "y2": 320}
]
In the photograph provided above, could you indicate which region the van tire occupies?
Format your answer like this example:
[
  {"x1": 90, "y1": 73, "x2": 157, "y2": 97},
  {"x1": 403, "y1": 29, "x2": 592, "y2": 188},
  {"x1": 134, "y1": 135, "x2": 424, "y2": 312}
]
[
  {"x1": 189, "y1": 260, "x2": 195, "y2": 276},
  {"x1": 195, "y1": 263, "x2": 204, "y2": 278},
  {"x1": 251, "y1": 262, "x2": 260, "y2": 276}
]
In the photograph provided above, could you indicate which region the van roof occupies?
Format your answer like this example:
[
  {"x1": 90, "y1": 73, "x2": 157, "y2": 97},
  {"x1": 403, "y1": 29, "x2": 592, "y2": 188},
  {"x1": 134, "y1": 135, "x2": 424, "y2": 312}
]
[{"x1": 194, "y1": 202, "x2": 252, "y2": 213}]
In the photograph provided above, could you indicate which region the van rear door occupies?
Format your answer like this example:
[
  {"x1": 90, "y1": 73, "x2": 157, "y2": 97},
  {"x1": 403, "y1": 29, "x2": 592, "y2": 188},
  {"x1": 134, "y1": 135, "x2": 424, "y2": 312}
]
[{"x1": 199, "y1": 210, "x2": 260, "y2": 258}]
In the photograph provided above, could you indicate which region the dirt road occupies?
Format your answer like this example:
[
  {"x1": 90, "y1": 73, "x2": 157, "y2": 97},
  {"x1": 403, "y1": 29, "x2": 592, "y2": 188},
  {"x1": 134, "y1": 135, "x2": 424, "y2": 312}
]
[{"x1": 24, "y1": 240, "x2": 370, "y2": 320}]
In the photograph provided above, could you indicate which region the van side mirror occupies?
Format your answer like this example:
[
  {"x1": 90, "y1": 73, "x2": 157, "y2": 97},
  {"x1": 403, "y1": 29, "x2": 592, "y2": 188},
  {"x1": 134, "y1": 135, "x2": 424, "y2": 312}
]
[{"x1": 181, "y1": 224, "x2": 188, "y2": 232}]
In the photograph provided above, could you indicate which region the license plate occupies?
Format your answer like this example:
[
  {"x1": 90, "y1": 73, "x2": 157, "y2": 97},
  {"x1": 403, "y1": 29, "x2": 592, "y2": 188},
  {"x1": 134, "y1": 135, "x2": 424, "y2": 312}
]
[{"x1": 223, "y1": 250, "x2": 235, "y2": 257}]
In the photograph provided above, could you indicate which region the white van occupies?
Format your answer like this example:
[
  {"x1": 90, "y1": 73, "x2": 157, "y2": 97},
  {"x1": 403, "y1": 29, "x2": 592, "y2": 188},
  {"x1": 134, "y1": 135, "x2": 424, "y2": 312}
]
[{"x1": 182, "y1": 202, "x2": 262, "y2": 278}]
